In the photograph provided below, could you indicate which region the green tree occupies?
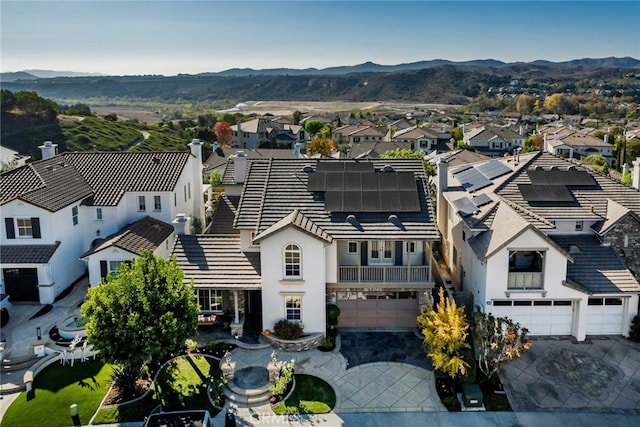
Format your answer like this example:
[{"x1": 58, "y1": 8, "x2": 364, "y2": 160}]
[
  {"x1": 292, "y1": 110, "x2": 303, "y2": 125},
  {"x1": 473, "y1": 312, "x2": 531, "y2": 380},
  {"x1": 304, "y1": 119, "x2": 326, "y2": 138},
  {"x1": 524, "y1": 134, "x2": 543, "y2": 153},
  {"x1": 82, "y1": 251, "x2": 199, "y2": 368},
  {"x1": 515, "y1": 94, "x2": 535, "y2": 115},
  {"x1": 450, "y1": 127, "x2": 463, "y2": 142},
  {"x1": 417, "y1": 287, "x2": 470, "y2": 378}
]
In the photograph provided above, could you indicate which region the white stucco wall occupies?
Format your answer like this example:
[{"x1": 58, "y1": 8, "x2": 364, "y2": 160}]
[{"x1": 259, "y1": 227, "x2": 327, "y2": 334}]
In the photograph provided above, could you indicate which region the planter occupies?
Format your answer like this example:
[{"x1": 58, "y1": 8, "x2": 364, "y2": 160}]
[
  {"x1": 56, "y1": 315, "x2": 87, "y2": 339},
  {"x1": 262, "y1": 333, "x2": 324, "y2": 352}
]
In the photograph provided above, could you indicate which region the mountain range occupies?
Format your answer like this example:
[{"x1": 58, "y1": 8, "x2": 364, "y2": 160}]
[{"x1": 1, "y1": 57, "x2": 638, "y2": 105}]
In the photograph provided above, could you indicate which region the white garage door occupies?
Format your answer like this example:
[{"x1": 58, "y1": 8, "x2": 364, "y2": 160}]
[
  {"x1": 586, "y1": 298, "x2": 624, "y2": 335},
  {"x1": 490, "y1": 300, "x2": 573, "y2": 335}
]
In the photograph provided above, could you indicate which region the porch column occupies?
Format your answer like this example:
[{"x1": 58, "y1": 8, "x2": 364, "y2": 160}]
[{"x1": 233, "y1": 291, "x2": 240, "y2": 323}]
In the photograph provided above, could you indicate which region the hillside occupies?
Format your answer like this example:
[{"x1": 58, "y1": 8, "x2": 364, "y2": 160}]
[{"x1": 2, "y1": 59, "x2": 636, "y2": 105}]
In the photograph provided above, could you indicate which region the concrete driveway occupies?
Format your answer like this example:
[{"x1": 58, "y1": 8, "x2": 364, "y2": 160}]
[{"x1": 500, "y1": 336, "x2": 640, "y2": 413}]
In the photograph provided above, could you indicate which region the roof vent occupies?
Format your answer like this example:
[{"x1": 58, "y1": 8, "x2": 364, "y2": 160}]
[
  {"x1": 302, "y1": 164, "x2": 314, "y2": 173},
  {"x1": 569, "y1": 245, "x2": 581, "y2": 254},
  {"x1": 388, "y1": 214, "x2": 398, "y2": 222},
  {"x1": 346, "y1": 214, "x2": 357, "y2": 222},
  {"x1": 549, "y1": 166, "x2": 558, "y2": 170},
  {"x1": 152, "y1": 156, "x2": 161, "y2": 163},
  {"x1": 382, "y1": 164, "x2": 394, "y2": 172},
  {"x1": 567, "y1": 165, "x2": 577, "y2": 170}
]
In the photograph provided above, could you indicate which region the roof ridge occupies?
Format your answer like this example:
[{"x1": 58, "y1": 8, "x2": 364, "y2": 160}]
[
  {"x1": 499, "y1": 195, "x2": 555, "y2": 228},
  {"x1": 254, "y1": 158, "x2": 273, "y2": 234}
]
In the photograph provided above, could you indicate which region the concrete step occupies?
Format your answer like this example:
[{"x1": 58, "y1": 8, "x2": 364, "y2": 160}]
[
  {"x1": 1, "y1": 354, "x2": 38, "y2": 372},
  {"x1": 223, "y1": 384, "x2": 272, "y2": 407},
  {"x1": 0, "y1": 381, "x2": 26, "y2": 395}
]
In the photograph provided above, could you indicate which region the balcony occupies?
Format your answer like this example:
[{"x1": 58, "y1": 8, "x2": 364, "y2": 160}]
[
  {"x1": 338, "y1": 265, "x2": 430, "y2": 284},
  {"x1": 507, "y1": 272, "x2": 543, "y2": 289}
]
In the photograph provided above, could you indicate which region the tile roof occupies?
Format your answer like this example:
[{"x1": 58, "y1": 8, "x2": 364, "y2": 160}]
[
  {"x1": 0, "y1": 243, "x2": 60, "y2": 263},
  {"x1": 207, "y1": 195, "x2": 240, "y2": 235},
  {"x1": 236, "y1": 159, "x2": 438, "y2": 241},
  {"x1": 172, "y1": 235, "x2": 261, "y2": 289},
  {"x1": 495, "y1": 152, "x2": 640, "y2": 222},
  {"x1": 64, "y1": 152, "x2": 191, "y2": 206},
  {"x1": 1, "y1": 156, "x2": 93, "y2": 211},
  {"x1": 595, "y1": 199, "x2": 638, "y2": 234},
  {"x1": 254, "y1": 209, "x2": 333, "y2": 244},
  {"x1": 218, "y1": 149, "x2": 296, "y2": 184},
  {"x1": 1, "y1": 151, "x2": 192, "y2": 210},
  {"x1": 550, "y1": 235, "x2": 640, "y2": 294},
  {"x1": 81, "y1": 216, "x2": 174, "y2": 257}
]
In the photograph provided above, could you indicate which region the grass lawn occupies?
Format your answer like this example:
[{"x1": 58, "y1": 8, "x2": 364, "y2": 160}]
[
  {"x1": 272, "y1": 374, "x2": 336, "y2": 415},
  {"x1": 93, "y1": 354, "x2": 221, "y2": 424},
  {"x1": 2, "y1": 360, "x2": 112, "y2": 427}
]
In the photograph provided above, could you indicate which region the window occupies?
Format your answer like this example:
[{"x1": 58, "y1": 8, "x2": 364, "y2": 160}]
[
  {"x1": 406, "y1": 241, "x2": 416, "y2": 253},
  {"x1": 575, "y1": 220, "x2": 583, "y2": 231},
  {"x1": 96, "y1": 208, "x2": 103, "y2": 220},
  {"x1": 138, "y1": 196, "x2": 146, "y2": 212},
  {"x1": 17, "y1": 218, "x2": 33, "y2": 237},
  {"x1": 348, "y1": 241, "x2": 358, "y2": 254},
  {"x1": 198, "y1": 289, "x2": 223, "y2": 312},
  {"x1": 174, "y1": 193, "x2": 177, "y2": 207},
  {"x1": 154, "y1": 195, "x2": 162, "y2": 212},
  {"x1": 184, "y1": 185, "x2": 187, "y2": 202},
  {"x1": 508, "y1": 250, "x2": 544, "y2": 289},
  {"x1": 72, "y1": 206, "x2": 79, "y2": 226},
  {"x1": 108, "y1": 260, "x2": 127, "y2": 278},
  {"x1": 188, "y1": 183, "x2": 191, "y2": 200},
  {"x1": 284, "y1": 244, "x2": 301, "y2": 278},
  {"x1": 462, "y1": 231, "x2": 466, "y2": 242},
  {"x1": 285, "y1": 296, "x2": 302, "y2": 321}
]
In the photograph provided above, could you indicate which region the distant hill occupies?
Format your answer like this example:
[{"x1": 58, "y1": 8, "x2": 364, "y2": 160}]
[
  {"x1": 1, "y1": 71, "x2": 39, "y2": 82},
  {"x1": 1, "y1": 70, "x2": 104, "y2": 82},
  {"x1": 1, "y1": 57, "x2": 637, "y2": 105}
]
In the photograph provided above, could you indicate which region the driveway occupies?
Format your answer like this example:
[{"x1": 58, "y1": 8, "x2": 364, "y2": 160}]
[{"x1": 500, "y1": 336, "x2": 640, "y2": 414}]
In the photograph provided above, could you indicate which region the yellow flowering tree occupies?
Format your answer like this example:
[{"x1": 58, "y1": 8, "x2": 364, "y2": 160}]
[
  {"x1": 473, "y1": 312, "x2": 531, "y2": 380},
  {"x1": 417, "y1": 287, "x2": 470, "y2": 378}
]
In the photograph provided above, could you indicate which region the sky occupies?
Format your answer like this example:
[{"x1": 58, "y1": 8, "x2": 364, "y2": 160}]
[{"x1": 1, "y1": 0, "x2": 639, "y2": 76}]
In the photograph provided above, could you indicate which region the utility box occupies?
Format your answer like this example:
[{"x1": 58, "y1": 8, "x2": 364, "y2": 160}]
[{"x1": 462, "y1": 384, "x2": 484, "y2": 408}]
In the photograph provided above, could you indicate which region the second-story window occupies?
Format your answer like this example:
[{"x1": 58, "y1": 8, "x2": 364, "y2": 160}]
[
  {"x1": 575, "y1": 220, "x2": 584, "y2": 231},
  {"x1": 17, "y1": 218, "x2": 33, "y2": 237},
  {"x1": 72, "y1": 206, "x2": 79, "y2": 226},
  {"x1": 154, "y1": 195, "x2": 162, "y2": 212},
  {"x1": 508, "y1": 250, "x2": 544, "y2": 290},
  {"x1": 284, "y1": 244, "x2": 301, "y2": 278},
  {"x1": 96, "y1": 208, "x2": 103, "y2": 220},
  {"x1": 138, "y1": 196, "x2": 146, "y2": 212},
  {"x1": 406, "y1": 241, "x2": 416, "y2": 253},
  {"x1": 348, "y1": 241, "x2": 358, "y2": 253}
]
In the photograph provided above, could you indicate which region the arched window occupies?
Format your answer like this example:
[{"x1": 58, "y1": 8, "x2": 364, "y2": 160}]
[{"x1": 284, "y1": 244, "x2": 301, "y2": 278}]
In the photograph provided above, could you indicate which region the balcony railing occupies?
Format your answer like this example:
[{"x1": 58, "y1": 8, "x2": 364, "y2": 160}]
[
  {"x1": 507, "y1": 271, "x2": 543, "y2": 289},
  {"x1": 338, "y1": 265, "x2": 430, "y2": 284}
]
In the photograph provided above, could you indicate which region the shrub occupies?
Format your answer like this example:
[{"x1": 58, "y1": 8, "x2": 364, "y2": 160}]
[
  {"x1": 273, "y1": 320, "x2": 303, "y2": 340},
  {"x1": 111, "y1": 363, "x2": 147, "y2": 399},
  {"x1": 269, "y1": 362, "x2": 294, "y2": 397},
  {"x1": 630, "y1": 315, "x2": 640, "y2": 342}
]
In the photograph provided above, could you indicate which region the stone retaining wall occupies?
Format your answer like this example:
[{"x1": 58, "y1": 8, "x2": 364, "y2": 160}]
[{"x1": 261, "y1": 333, "x2": 324, "y2": 351}]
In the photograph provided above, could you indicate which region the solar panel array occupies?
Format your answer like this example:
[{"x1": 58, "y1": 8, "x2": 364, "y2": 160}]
[
  {"x1": 453, "y1": 160, "x2": 512, "y2": 193},
  {"x1": 520, "y1": 167, "x2": 597, "y2": 203},
  {"x1": 309, "y1": 170, "x2": 420, "y2": 212}
]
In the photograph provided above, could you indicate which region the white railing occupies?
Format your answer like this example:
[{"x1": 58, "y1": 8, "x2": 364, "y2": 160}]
[
  {"x1": 339, "y1": 266, "x2": 430, "y2": 283},
  {"x1": 508, "y1": 271, "x2": 543, "y2": 289}
]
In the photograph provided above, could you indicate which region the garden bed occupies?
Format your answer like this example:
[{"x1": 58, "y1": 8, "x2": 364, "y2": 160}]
[{"x1": 272, "y1": 374, "x2": 336, "y2": 415}]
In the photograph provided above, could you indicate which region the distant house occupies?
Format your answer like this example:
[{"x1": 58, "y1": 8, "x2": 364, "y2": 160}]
[
  {"x1": 0, "y1": 140, "x2": 204, "y2": 303},
  {"x1": 390, "y1": 126, "x2": 440, "y2": 153},
  {"x1": 230, "y1": 117, "x2": 305, "y2": 150},
  {"x1": 331, "y1": 124, "x2": 387, "y2": 145},
  {"x1": 436, "y1": 151, "x2": 640, "y2": 341},
  {"x1": 462, "y1": 123, "x2": 525, "y2": 157},
  {"x1": 0, "y1": 145, "x2": 30, "y2": 171},
  {"x1": 541, "y1": 127, "x2": 615, "y2": 166}
]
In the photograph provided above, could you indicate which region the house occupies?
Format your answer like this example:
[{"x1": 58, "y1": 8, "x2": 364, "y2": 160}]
[
  {"x1": 462, "y1": 124, "x2": 525, "y2": 157},
  {"x1": 390, "y1": 126, "x2": 440, "y2": 153},
  {"x1": 542, "y1": 128, "x2": 615, "y2": 166},
  {"x1": 0, "y1": 140, "x2": 205, "y2": 303},
  {"x1": 0, "y1": 145, "x2": 30, "y2": 171},
  {"x1": 173, "y1": 156, "x2": 439, "y2": 336},
  {"x1": 331, "y1": 124, "x2": 387, "y2": 145},
  {"x1": 436, "y1": 151, "x2": 640, "y2": 341},
  {"x1": 230, "y1": 117, "x2": 305, "y2": 150}
]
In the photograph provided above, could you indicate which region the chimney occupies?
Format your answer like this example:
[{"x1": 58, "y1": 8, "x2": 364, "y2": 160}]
[
  {"x1": 237, "y1": 121, "x2": 242, "y2": 148},
  {"x1": 633, "y1": 157, "x2": 640, "y2": 190},
  {"x1": 293, "y1": 142, "x2": 302, "y2": 159},
  {"x1": 436, "y1": 158, "x2": 449, "y2": 236},
  {"x1": 519, "y1": 126, "x2": 524, "y2": 136},
  {"x1": 172, "y1": 213, "x2": 190, "y2": 235},
  {"x1": 233, "y1": 151, "x2": 247, "y2": 184},
  {"x1": 462, "y1": 124, "x2": 466, "y2": 134},
  {"x1": 188, "y1": 139, "x2": 204, "y2": 225},
  {"x1": 604, "y1": 134, "x2": 610, "y2": 144},
  {"x1": 39, "y1": 141, "x2": 58, "y2": 160}
]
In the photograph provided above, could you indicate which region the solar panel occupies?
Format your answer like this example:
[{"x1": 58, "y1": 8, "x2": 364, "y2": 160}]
[
  {"x1": 343, "y1": 173, "x2": 362, "y2": 191},
  {"x1": 316, "y1": 161, "x2": 374, "y2": 173},
  {"x1": 471, "y1": 194, "x2": 492, "y2": 207},
  {"x1": 307, "y1": 173, "x2": 326, "y2": 191},
  {"x1": 316, "y1": 162, "x2": 344, "y2": 172},
  {"x1": 362, "y1": 173, "x2": 379, "y2": 190},
  {"x1": 453, "y1": 197, "x2": 478, "y2": 216},
  {"x1": 519, "y1": 184, "x2": 574, "y2": 202},
  {"x1": 398, "y1": 191, "x2": 420, "y2": 212},
  {"x1": 379, "y1": 173, "x2": 398, "y2": 190},
  {"x1": 342, "y1": 191, "x2": 362, "y2": 211},
  {"x1": 455, "y1": 168, "x2": 492, "y2": 192},
  {"x1": 324, "y1": 191, "x2": 343, "y2": 211},
  {"x1": 476, "y1": 160, "x2": 512, "y2": 180},
  {"x1": 362, "y1": 191, "x2": 381, "y2": 211},
  {"x1": 396, "y1": 172, "x2": 417, "y2": 190},
  {"x1": 325, "y1": 173, "x2": 344, "y2": 190},
  {"x1": 451, "y1": 164, "x2": 472, "y2": 175},
  {"x1": 380, "y1": 191, "x2": 401, "y2": 211},
  {"x1": 527, "y1": 169, "x2": 595, "y2": 186}
]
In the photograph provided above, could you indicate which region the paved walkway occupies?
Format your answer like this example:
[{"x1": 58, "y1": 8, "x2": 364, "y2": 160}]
[{"x1": 500, "y1": 336, "x2": 640, "y2": 414}]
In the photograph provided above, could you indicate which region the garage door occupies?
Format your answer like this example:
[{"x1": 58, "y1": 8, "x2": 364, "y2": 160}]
[
  {"x1": 586, "y1": 298, "x2": 624, "y2": 335},
  {"x1": 3, "y1": 268, "x2": 39, "y2": 302},
  {"x1": 490, "y1": 300, "x2": 573, "y2": 335},
  {"x1": 337, "y1": 291, "x2": 419, "y2": 328}
]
